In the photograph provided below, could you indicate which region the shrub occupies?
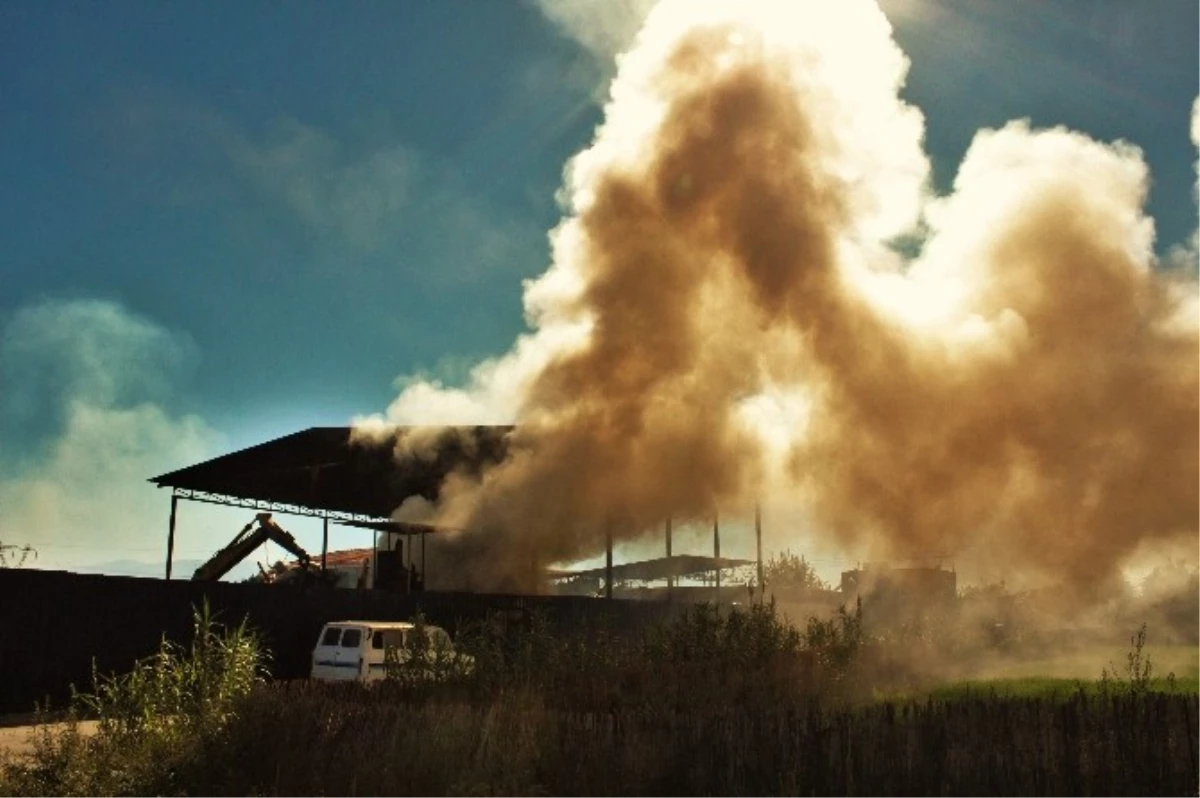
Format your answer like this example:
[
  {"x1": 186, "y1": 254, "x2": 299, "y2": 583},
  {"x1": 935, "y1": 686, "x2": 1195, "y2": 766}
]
[
  {"x1": 1100, "y1": 622, "x2": 1158, "y2": 695},
  {"x1": 762, "y1": 548, "x2": 829, "y2": 591},
  {"x1": 382, "y1": 612, "x2": 474, "y2": 687},
  {"x1": 0, "y1": 600, "x2": 267, "y2": 796},
  {"x1": 78, "y1": 599, "x2": 267, "y2": 738}
]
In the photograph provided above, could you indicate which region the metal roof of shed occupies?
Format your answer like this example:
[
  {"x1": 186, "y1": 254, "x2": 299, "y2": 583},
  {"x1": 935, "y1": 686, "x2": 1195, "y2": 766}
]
[
  {"x1": 547, "y1": 554, "x2": 755, "y2": 583},
  {"x1": 150, "y1": 426, "x2": 512, "y2": 520}
]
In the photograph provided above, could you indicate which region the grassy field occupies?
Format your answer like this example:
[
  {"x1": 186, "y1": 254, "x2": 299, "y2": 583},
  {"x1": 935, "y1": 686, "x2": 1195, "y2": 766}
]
[
  {"x1": 885, "y1": 674, "x2": 1200, "y2": 702},
  {"x1": 878, "y1": 642, "x2": 1200, "y2": 701},
  {"x1": 963, "y1": 644, "x2": 1200, "y2": 681}
]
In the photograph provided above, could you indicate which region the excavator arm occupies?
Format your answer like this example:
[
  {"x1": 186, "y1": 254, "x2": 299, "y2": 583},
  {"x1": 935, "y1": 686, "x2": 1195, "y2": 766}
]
[
  {"x1": 192, "y1": 513, "x2": 311, "y2": 582},
  {"x1": 259, "y1": 515, "x2": 311, "y2": 567}
]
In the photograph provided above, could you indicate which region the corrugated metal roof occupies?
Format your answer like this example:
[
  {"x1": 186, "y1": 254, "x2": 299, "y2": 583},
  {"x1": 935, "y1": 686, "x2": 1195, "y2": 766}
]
[
  {"x1": 547, "y1": 554, "x2": 755, "y2": 582},
  {"x1": 150, "y1": 426, "x2": 512, "y2": 519},
  {"x1": 317, "y1": 548, "x2": 375, "y2": 568},
  {"x1": 339, "y1": 519, "x2": 445, "y2": 535}
]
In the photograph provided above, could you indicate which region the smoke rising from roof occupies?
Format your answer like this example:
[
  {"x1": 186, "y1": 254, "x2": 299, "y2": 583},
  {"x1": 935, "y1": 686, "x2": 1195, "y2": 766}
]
[{"x1": 359, "y1": 0, "x2": 1198, "y2": 593}]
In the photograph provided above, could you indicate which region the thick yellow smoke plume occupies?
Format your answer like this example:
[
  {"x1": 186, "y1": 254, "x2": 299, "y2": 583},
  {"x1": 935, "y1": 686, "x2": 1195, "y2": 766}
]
[{"x1": 359, "y1": 0, "x2": 1198, "y2": 592}]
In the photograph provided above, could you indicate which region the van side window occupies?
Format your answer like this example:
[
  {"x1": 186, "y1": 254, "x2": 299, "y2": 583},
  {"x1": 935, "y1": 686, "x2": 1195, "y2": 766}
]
[
  {"x1": 372, "y1": 630, "x2": 406, "y2": 649},
  {"x1": 340, "y1": 629, "x2": 362, "y2": 648},
  {"x1": 321, "y1": 628, "x2": 341, "y2": 646}
]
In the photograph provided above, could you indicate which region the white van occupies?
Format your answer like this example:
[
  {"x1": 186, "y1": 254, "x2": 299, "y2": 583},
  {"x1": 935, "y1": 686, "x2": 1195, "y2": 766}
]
[{"x1": 310, "y1": 620, "x2": 458, "y2": 683}]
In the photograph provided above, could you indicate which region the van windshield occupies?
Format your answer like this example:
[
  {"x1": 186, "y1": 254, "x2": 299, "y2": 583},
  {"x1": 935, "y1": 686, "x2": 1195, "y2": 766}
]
[
  {"x1": 339, "y1": 629, "x2": 362, "y2": 649},
  {"x1": 320, "y1": 627, "x2": 341, "y2": 646}
]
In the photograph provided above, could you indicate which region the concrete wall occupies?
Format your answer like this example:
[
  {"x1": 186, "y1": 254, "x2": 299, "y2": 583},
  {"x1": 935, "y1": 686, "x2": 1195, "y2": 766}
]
[{"x1": 0, "y1": 568, "x2": 677, "y2": 714}]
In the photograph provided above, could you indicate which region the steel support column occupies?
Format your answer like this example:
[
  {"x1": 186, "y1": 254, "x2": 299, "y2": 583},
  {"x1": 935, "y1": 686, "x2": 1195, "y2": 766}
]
[
  {"x1": 605, "y1": 524, "x2": 613, "y2": 600},
  {"x1": 755, "y1": 503, "x2": 764, "y2": 601},
  {"x1": 665, "y1": 516, "x2": 673, "y2": 596},
  {"x1": 713, "y1": 511, "x2": 721, "y2": 600},
  {"x1": 165, "y1": 494, "x2": 179, "y2": 580},
  {"x1": 321, "y1": 516, "x2": 329, "y2": 574}
]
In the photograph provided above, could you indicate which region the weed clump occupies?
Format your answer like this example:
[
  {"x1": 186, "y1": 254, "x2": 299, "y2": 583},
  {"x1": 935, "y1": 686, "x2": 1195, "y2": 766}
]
[
  {"x1": 381, "y1": 612, "x2": 474, "y2": 686},
  {"x1": 0, "y1": 601, "x2": 267, "y2": 796},
  {"x1": 81, "y1": 599, "x2": 267, "y2": 737}
]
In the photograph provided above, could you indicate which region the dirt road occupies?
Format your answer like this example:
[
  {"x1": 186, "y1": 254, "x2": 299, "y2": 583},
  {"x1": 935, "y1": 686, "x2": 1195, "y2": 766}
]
[{"x1": 0, "y1": 721, "x2": 99, "y2": 758}]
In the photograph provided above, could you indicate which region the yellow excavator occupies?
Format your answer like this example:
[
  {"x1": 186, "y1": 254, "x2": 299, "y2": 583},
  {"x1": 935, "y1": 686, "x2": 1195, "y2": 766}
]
[{"x1": 192, "y1": 513, "x2": 312, "y2": 582}]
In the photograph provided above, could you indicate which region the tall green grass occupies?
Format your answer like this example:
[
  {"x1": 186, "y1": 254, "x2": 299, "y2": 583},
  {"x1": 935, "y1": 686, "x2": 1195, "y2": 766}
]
[
  {"x1": 0, "y1": 600, "x2": 267, "y2": 796},
  {"x1": 187, "y1": 683, "x2": 1198, "y2": 796},
  {"x1": 78, "y1": 599, "x2": 267, "y2": 738}
]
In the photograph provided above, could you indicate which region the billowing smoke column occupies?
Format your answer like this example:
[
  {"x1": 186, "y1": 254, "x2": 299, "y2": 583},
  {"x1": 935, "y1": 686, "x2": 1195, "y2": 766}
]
[{"x1": 358, "y1": 0, "x2": 1199, "y2": 592}]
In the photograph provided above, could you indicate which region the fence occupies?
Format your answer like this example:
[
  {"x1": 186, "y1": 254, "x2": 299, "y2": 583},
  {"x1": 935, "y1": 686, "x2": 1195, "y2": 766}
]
[{"x1": 0, "y1": 568, "x2": 677, "y2": 714}]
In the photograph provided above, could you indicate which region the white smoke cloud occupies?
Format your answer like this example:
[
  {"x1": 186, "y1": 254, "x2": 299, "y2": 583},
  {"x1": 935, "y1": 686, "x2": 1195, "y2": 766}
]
[
  {"x1": 0, "y1": 299, "x2": 225, "y2": 573},
  {"x1": 0, "y1": 298, "x2": 197, "y2": 426},
  {"x1": 1163, "y1": 95, "x2": 1200, "y2": 273},
  {"x1": 232, "y1": 120, "x2": 419, "y2": 253},
  {"x1": 534, "y1": 0, "x2": 659, "y2": 60},
  {"x1": 110, "y1": 93, "x2": 419, "y2": 253},
  {"x1": 375, "y1": 0, "x2": 927, "y2": 428},
  {"x1": 363, "y1": 0, "x2": 1197, "y2": 592},
  {"x1": 530, "y1": 0, "x2": 920, "y2": 109},
  {"x1": 1190, "y1": 93, "x2": 1200, "y2": 240},
  {"x1": 110, "y1": 91, "x2": 528, "y2": 279},
  {"x1": 1192, "y1": 95, "x2": 1200, "y2": 149}
]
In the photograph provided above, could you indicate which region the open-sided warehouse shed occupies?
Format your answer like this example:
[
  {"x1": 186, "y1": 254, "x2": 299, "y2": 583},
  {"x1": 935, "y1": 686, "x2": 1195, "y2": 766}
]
[
  {"x1": 151, "y1": 424, "x2": 766, "y2": 598},
  {"x1": 150, "y1": 425, "x2": 511, "y2": 580}
]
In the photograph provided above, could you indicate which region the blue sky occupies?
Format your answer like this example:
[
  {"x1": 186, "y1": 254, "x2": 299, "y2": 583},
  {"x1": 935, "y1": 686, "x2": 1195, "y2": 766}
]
[{"x1": 1, "y1": 0, "x2": 1196, "y2": 575}]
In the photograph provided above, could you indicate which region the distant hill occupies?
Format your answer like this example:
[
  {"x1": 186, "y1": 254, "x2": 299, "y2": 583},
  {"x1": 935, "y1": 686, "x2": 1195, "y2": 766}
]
[{"x1": 49, "y1": 558, "x2": 256, "y2": 582}]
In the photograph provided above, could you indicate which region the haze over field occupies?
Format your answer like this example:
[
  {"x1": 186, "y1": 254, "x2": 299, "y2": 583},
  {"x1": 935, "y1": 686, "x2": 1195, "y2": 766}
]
[{"x1": 357, "y1": 0, "x2": 1200, "y2": 594}]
